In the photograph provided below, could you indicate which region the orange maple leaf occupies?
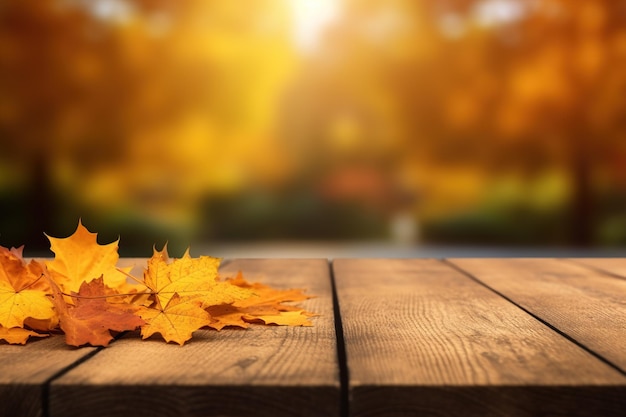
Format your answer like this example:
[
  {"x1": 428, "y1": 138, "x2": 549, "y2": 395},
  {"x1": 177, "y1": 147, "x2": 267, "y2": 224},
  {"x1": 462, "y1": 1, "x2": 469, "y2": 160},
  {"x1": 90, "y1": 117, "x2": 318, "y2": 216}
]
[
  {"x1": 46, "y1": 275, "x2": 145, "y2": 347},
  {"x1": 46, "y1": 221, "x2": 137, "y2": 295},
  {"x1": 207, "y1": 272, "x2": 315, "y2": 330},
  {"x1": 0, "y1": 246, "x2": 56, "y2": 329},
  {"x1": 242, "y1": 310, "x2": 315, "y2": 327},
  {"x1": 0, "y1": 326, "x2": 48, "y2": 345},
  {"x1": 229, "y1": 272, "x2": 312, "y2": 306}
]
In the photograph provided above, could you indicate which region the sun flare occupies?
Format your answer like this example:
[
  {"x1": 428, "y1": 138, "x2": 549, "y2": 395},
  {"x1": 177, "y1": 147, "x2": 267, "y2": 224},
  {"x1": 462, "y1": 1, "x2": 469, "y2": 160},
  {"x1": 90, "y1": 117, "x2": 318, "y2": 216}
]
[{"x1": 290, "y1": 0, "x2": 341, "y2": 51}]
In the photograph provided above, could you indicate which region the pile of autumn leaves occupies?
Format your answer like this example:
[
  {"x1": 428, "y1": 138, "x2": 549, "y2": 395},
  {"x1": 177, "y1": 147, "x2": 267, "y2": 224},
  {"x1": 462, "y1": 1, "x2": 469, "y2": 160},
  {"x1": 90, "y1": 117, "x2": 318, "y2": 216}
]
[{"x1": 0, "y1": 223, "x2": 314, "y2": 347}]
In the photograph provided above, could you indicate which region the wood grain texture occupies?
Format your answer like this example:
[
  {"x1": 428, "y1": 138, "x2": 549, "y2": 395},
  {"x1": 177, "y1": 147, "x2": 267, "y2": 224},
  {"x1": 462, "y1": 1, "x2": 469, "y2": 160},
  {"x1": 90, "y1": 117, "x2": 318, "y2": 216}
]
[
  {"x1": 49, "y1": 258, "x2": 339, "y2": 417},
  {"x1": 571, "y1": 258, "x2": 626, "y2": 280},
  {"x1": 449, "y1": 258, "x2": 626, "y2": 372},
  {"x1": 333, "y1": 258, "x2": 626, "y2": 417},
  {"x1": 0, "y1": 336, "x2": 96, "y2": 417}
]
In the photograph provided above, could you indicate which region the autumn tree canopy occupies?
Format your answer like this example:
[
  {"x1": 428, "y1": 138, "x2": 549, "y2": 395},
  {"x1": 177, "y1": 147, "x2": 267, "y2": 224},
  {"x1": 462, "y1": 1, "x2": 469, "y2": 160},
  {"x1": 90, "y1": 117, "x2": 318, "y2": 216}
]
[{"x1": 1, "y1": 0, "x2": 626, "y2": 249}]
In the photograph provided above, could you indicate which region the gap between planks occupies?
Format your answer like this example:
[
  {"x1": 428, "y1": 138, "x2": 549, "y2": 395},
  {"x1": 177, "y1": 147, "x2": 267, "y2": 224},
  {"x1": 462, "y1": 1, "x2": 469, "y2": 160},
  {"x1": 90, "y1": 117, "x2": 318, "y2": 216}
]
[
  {"x1": 30, "y1": 258, "x2": 347, "y2": 417},
  {"x1": 333, "y1": 258, "x2": 626, "y2": 417},
  {"x1": 329, "y1": 259, "x2": 350, "y2": 417},
  {"x1": 41, "y1": 347, "x2": 105, "y2": 417},
  {"x1": 22, "y1": 257, "x2": 626, "y2": 417},
  {"x1": 46, "y1": 258, "x2": 341, "y2": 417},
  {"x1": 445, "y1": 258, "x2": 626, "y2": 376}
]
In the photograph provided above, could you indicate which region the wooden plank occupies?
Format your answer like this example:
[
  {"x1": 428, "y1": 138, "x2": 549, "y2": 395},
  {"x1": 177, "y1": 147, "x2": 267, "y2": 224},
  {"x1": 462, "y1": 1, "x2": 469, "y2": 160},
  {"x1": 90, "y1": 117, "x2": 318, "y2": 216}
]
[
  {"x1": 0, "y1": 336, "x2": 96, "y2": 417},
  {"x1": 333, "y1": 258, "x2": 626, "y2": 417},
  {"x1": 49, "y1": 259, "x2": 339, "y2": 417},
  {"x1": 570, "y1": 258, "x2": 626, "y2": 280},
  {"x1": 449, "y1": 258, "x2": 626, "y2": 372}
]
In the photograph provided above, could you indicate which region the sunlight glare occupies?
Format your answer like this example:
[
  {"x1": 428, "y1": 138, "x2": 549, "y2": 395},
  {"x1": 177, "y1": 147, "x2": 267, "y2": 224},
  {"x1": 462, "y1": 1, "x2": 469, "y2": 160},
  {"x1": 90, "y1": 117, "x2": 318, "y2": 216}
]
[
  {"x1": 291, "y1": 0, "x2": 341, "y2": 52},
  {"x1": 473, "y1": 0, "x2": 526, "y2": 26}
]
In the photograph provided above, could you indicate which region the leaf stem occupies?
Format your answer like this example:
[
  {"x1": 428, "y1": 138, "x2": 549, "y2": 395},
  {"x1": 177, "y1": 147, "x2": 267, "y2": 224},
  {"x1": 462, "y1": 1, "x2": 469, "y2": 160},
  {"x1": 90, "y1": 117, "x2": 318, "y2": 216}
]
[
  {"x1": 62, "y1": 290, "x2": 154, "y2": 300},
  {"x1": 18, "y1": 272, "x2": 45, "y2": 292},
  {"x1": 115, "y1": 267, "x2": 146, "y2": 286}
]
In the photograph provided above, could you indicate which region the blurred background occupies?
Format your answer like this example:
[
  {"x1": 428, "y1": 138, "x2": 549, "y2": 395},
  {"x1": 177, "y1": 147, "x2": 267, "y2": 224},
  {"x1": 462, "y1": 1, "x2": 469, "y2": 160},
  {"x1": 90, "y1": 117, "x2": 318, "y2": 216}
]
[{"x1": 1, "y1": 0, "x2": 626, "y2": 257}]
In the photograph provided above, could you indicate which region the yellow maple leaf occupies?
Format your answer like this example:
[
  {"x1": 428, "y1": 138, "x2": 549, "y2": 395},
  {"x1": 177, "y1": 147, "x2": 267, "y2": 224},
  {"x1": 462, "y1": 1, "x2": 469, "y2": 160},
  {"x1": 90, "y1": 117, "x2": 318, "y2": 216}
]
[
  {"x1": 144, "y1": 246, "x2": 251, "y2": 309},
  {"x1": 139, "y1": 294, "x2": 211, "y2": 345},
  {"x1": 0, "y1": 326, "x2": 48, "y2": 345},
  {"x1": 138, "y1": 247, "x2": 254, "y2": 344},
  {"x1": 46, "y1": 221, "x2": 136, "y2": 294},
  {"x1": 0, "y1": 249, "x2": 56, "y2": 328}
]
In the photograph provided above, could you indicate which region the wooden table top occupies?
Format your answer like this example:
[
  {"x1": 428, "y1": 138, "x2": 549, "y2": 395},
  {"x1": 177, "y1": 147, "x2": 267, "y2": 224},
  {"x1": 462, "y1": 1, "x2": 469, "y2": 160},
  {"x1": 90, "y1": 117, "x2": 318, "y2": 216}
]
[{"x1": 1, "y1": 258, "x2": 625, "y2": 417}]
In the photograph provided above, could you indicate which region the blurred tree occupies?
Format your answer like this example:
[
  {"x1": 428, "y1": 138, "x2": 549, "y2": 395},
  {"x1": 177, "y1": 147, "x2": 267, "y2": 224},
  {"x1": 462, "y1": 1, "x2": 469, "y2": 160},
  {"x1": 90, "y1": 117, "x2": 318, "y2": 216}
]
[
  {"x1": 279, "y1": 0, "x2": 626, "y2": 245},
  {"x1": 0, "y1": 0, "x2": 296, "y2": 252},
  {"x1": 2, "y1": 0, "x2": 626, "y2": 249}
]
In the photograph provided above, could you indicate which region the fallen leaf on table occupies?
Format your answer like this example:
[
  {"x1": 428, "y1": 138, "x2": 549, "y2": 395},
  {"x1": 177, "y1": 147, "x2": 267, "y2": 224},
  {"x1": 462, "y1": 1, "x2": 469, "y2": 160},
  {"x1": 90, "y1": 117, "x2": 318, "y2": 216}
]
[
  {"x1": 46, "y1": 220, "x2": 139, "y2": 295},
  {"x1": 0, "y1": 326, "x2": 48, "y2": 345},
  {"x1": 230, "y1": 272, "x2": 312, "y2": 305},
  {"x1": 23, "y1": 316, "x2": 59, "y2": 332},
  {"x1": 243, "y1": 310, "x2": 315, "y2": 327},
  {"x1": 138, "y1": 246, "x2": 251, "y2": 344},
  {"x1": 0, "y1": 247, "x2": 56, "y2": 329},
  {"x1": 0, "y1": 224, "x2": 317, "y2": 347},
  {"x1": 139, "y1": 294, "x2": 211, "y2": 345},
  {"x1": 143, "y1": 246, "x2": 252, "y2": 308},
  {"x1": 207, "y1": 272, "x2": 315, "y2": 330},
  {"x1": 205, "y1": 303, "x2": 254, "y2": 329},
  {"x1": 46, "y1": 275, "x2": 145, "y2": 347}
]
